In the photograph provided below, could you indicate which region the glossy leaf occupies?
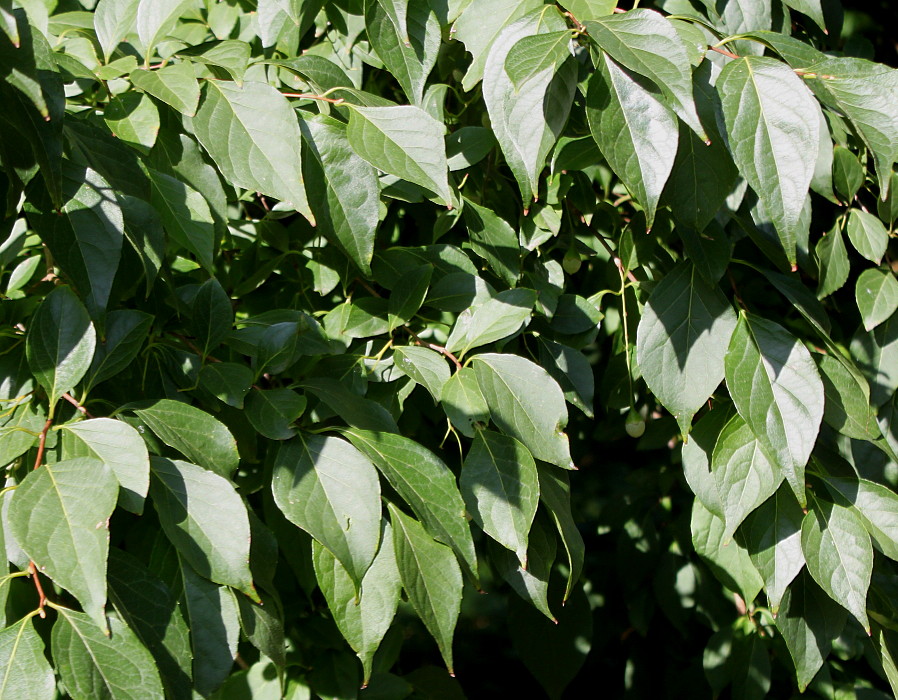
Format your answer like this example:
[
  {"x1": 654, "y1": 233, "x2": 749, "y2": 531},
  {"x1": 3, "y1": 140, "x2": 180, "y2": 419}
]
[
  {"x1": 718, "y1": 57, "x2": 820, "y2": 265},
  {"x1": 392, "y1": 346, "x2": 450, "y2": 403},
  {"x1": 822, "y1": 476, "x2": 898, "y2": 562},
  {"x1": 52, "y1": 609, "x2": 164, "y2": 700},
  {"x1": 61, "y1": 418, "x2": 150, "y2": 515},
  {"x1": 298, "y1": 115, "x2": 380, "y2": 275},
  {"x1": 460, "y1": 429, "x2": 538, "y2": 565},
  {"x1": 815, "y1": 352, "x2": 881, "y2": 440},
  {"x1": 801, "y1": 499, "x2": 873, "y2": 632},
  {"x1": 313, "y1": 522, "x2": 401, "y2": 684},
  {"x1": 137, "y1": 0, "x2": 193, "y2": 59},
  {"x1": 446, "y1": 288, "x2": 535, "y2": 357},
  {"x1": 94, "y1": 0, "x2": 139, "y2": 61},
  {"x1": 149, "y1": 457, "x2": 256, "y2": 598},
  {"x1": 389, "y1": 504, "x2": 462, "y2": 674},
  {"x1": 346, "y1": 105, "x2": 451, "y2": 205},
  {"x1": 272, "y1": 434, "x2": 381, "y2": 587},
  {"x1": 192, "y1": 81, "x2": 312, "y2": 220},
  {"x1": 585, "y1": 9, "x2": 704, "y2": 139},
  {"x1": 190, "y1": 277, "x2": 233, "y2": 356},
  {"x1": 84, "y1": 310, "x2": 153, "y2": 391},
  {"x1": 586, "y1": 52, "x2": 678, "y2": 230},
  {"x1": 132, "y1": 399, "x2": 239, "y2": 478},
  {"x1": 472, "y1": 353, "x2": 573, "y2": 469},
  {"x1": 537, "y1": 466, "x2": 584, "y2": 602},
  {"x1": 129, "y1": 63, "x2": 200, "y2": 117},
  {"x1": 26, "y1": 285, "x2": 95, "y2": 406},
  {"x1": 482, "y1": 7, "x2": 576, "y2": 203},
  {"x1": 637, "y1": 262, "x2": 737, "y2": 436},
  {"x1": 725, "y1": 313, "x2": 824, "y2": 506},
  {"x1": 344, "y1": 429, "x2": 478, "y2": 583},
  {"x1": 245, "y1": 388, "x2": 306, "y2": 441},
  {"x1": 440, "y1": 367, "x2": 490, "y2": 438},
  {"x1": 0, "y1": 615, "x2": 55, "y2": 699},
  {"x1": 856, "y1": 268, "x2": 898, "y2": 331},
  {"x1": 847, "y1": 208, "x2": 889, "y2": 264},
  {"x1": 9, "y1": 457, "x2": 117, "y2": 630}
]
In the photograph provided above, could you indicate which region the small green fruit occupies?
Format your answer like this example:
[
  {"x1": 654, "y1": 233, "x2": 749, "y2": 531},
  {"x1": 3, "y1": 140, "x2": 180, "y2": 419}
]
[
  {"x1": 625, "y1": 409, "x2": 645, "y2": 438},
  {"x1": 562, "y1": 249, "x2": 582, "y2": 274}
]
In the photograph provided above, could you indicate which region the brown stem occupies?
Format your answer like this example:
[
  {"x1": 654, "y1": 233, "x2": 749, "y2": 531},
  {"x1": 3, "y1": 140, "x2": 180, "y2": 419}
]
[
  {"x1": 710, "y1": 45, "x2": 740, "y2": 60},
  {"x1": 594, "y1": 233, "x2": 639, "y2": 285},
  {"x1": 353, "y1": 277, "x2": 383, "y2": 299},
  {"x1": 403, "y1": 327, "x2": 463, "y2": 371},
  {"x1": 28, "y1": 561, "x2": 47, "y2": 617},
  {"x1": 280, "y1": 92, "x2": 345, "y2": 104},
  {"x1": 62, "y1": 393, "x2": 94, "y2": 419},
  {"x1": 32, "y1": 418, "x2": 52, "y2": 471},
  {"x1": 728, "y1": 269, "x2": 748, "y2": 311}
]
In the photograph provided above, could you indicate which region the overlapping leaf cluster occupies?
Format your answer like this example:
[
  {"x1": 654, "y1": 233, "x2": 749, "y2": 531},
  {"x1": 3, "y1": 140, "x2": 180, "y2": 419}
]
[{"x1": 1, "y1": 0, "x2": 898, "y2": 697}]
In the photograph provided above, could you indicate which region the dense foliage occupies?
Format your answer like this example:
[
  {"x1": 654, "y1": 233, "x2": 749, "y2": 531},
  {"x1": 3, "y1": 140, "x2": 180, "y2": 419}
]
[{"x1": 2, "y1": 0, "x2": 898, "y2": 697}]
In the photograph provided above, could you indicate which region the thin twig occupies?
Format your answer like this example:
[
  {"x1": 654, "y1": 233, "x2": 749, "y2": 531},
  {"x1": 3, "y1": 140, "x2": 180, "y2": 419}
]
[
  {"x1": 710, "y1": 45, "x2": 740, "y2": 59},
  {"x1": 728, "y1": 270, "x2": 748, "y2": 311},
  {"x1": 403, "y1": 327, "x2": 463, "y2": 371},
  {"x1": 28, "y1": 561, "x2": 47, "y2": 617},
  {"x1": 594, "y1": 233, "x2": 639, "y2": 285},
  {"x1": 32, "y1": 418, "x2": 52, "y2": 472},
  {"x1": 62, "y1": 393, "x2": 94, "y2": 419},
  {"x1": 280, "y1": 92, "x2": 346, "y2": 104}
]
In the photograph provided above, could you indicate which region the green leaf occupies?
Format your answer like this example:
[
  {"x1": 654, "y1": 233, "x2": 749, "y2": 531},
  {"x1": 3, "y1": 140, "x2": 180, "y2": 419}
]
[
  {"x1": 846, "y1": 209, "x2": 889, "y2": 265},
  {"x1": 343, "y1": 429, "x2": 478, "y2": 583},
  {"x1": 149, "y1": 457, "x2": 256, "y2": 598},
  {"x1": 298, "y1": 115, "x2": 380, "y2": 276},
  {"x1": 832, "y1": 145, "x2": 864, "y2": 204},
  {"x1": 851, "y1": 310, "x2": 898, "y2": 406},
  {"x1": 388, "y1": 264, "x2": 432, "y2": 330},
  {"x1": 393, "y1": 346, "x2": 450, "y2": 403},
  {"x1": 446, "y1": 127, "x2": 496, "y2": 171},
  {"x1": 198, "y1": 362, "x2": 253, "y2": 409},
  {"x1": 691, "y1": 499, "x2": 763, "y2": 603},
  {"x1": 94, "y1": 0, "x2": 139, "y2": 61},
  {"x1": 537, "y1": 466, "x2": 584, "y2": 602},
  {"x1": 718, "y1": 56, "x2": 820, "y2": 266},
  {"x1": 25, "y1": 163, "x2": 123, "y2": 317},
  {"x1": 301, "y1": 378, "x2": 400, "y2": 433},
  {"x1": 711, "y1": 415, "x2": 783, "y2": 542},
  {"x1": 741, "y1": 486, "x2": 806, "y2": 612},
  {"x1": 460, "y1": 430, "x2": 538, "y2": 566},
  {"x1": 365, "y1": 0, "x2": 440, "y2": 105},
  {"x1": 482, "y1": 7, "x2": 576, "y2": 203},
  {"x1": 192, "y1": 81, "x2": 312, "y2": 220},
  {"x1": 179, "y1": 564, "x2": 239, "y2": 696},
  {"x1": 446, "y1": 289, "x2": 535, "y2": 357},
  {"x1": 815, "y1": 225, "x2": 850, "y2": 299},
  {"x1": 104, "y1": 92, "x2": 159, "y2": 154},
  {"x1": 776, "y1": 571, "x2": 847, "y2": 692},
  {"x1": 472, "y1": 353, "x2": 573, "y2": 469},
  {"x1": 537, "y1": 338, "x2": 594, "y2": 418},
  {"x1": 461, "y1": 198, "x2": 522, "y2": 286},
  {"x1": 26, "y1": 285, "x2": 96, "y2": 406},
  {"x1": 636, "y1": 262, "x2": 738, "y2": 435},
  {"x1": 782, "y1": 0, "x2": 826, "y2": 31},
  {"x1": 585, "y1": 9, "x2": 705, "y2": 140},
  {"x1": 724, "y1": 313, "x2": 824, "y2": 506},
  {"x1": 0, "y1": 615, "x2": 55, "y2": 699},
  {"x1": 245, "y1": 388, "x2": 306, "y2": 441},
  {"x1": 85, "y1": 310, "x2": 153, "y2": 391},
  {"x1": 136, "y1": 0, "x2": 193, "y2": 59},
  {"x1": 815, "y1": 353, "x2": 881, "y2": 440},
  {"x1": 129, "y1": 62, "x2": 200, "y2": 117},
  {"x1": 346, "y1": 105, "x2": 451, "y2": 205},
  {"x1": 107, "y1": 549, "x2": 192, "y2": 698},
  {"x1": 388, "y1": 504, "x2": 463, "y2": 675},
  {"x1": 856, "y1": 268, "x2": 898, "y2": 331},
  {"x1": 312, "y1": 522, "x2": 401, "y2": 685},
  {"x1": 148, "y1": 168, "x2": 215, "y2": 272},
  {"x1": 132, "y1": 399, "x2": 239, "y2": 479},
  {"x1": 490, "y1": 513, "x2": 556, "y2": 622},
  {"x1": 805, "y1": 57, "x2": 898, "y2": 198},
  {"x1": 440, "y1": 367, "x2": 490, "y2": 438},
  {"x1": 190, "y1": 278, "x2": 233, "y2": 356},
  {"x1": 453, "y1": 0, "x2": 544, "y2": 92},
  {"x1": 52, "y1": 609, "x2": 164, "y2": 700},
  {"x1": 801, "y1": 498, "x2": 872, "y2": 632},
  {"x1": 272, "y1": 433, "x2": 381, "y2": 587},
  {"x1": 61, "y1": 418, "x2": 150, "y2": 515},
  {"x1": 822, "y1": 476, "x2": 898, "y2": 563},
  {"x1": 504, "y1": 30, "x2": 572, "y2": 90},
  {"x1": 9, "y1": 457, "x2": 117, "y2": 630},
  {"x1": 176, "y1": 41, "x2": 251, "y2": 84},
  {"x1": 586, "y1": 53, "x2": 678, "y2": 230},
  {"x1": 0, "y1": 400, "x2": 44, "y2": 468}
]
